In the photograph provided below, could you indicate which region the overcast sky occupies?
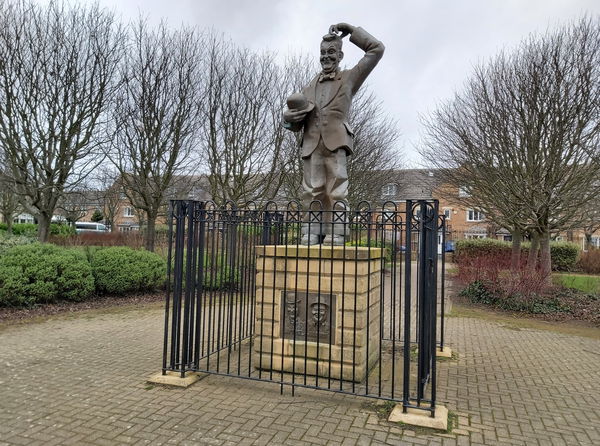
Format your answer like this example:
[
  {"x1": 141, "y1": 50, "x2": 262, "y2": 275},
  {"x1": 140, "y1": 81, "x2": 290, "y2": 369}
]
[{"x1": 73, "y1": 0, "x2": 600, "y2": 166}]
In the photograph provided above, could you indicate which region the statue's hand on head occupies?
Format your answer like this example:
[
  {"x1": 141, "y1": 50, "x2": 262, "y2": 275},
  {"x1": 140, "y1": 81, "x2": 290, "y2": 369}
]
[{"x1": 329, "y1": 23, "x2": 355, "y2": 38}]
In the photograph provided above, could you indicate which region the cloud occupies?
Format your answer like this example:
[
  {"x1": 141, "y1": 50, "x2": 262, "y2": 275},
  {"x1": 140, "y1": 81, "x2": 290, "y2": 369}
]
[{"x1": 75, "y1": 0, "x2": 600, "y2": 165}]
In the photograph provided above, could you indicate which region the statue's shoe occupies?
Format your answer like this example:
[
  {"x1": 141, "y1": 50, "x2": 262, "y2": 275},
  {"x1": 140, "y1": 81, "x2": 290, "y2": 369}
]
[
  {"x1": 300, "y1": 234, "x2": 320, "y2": 245},
  {"x1": 322, "y1": 235, "x2": 345, "y2": 246}
]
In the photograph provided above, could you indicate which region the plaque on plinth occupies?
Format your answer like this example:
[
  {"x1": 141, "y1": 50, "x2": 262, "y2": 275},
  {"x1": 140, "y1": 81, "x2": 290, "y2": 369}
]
[{"x1": 254, "y1": 245, "x2": 384, "y2": 382}]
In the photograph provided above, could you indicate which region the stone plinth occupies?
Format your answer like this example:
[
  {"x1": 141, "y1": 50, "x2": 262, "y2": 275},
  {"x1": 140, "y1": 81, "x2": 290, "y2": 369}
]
[{"x1": 254, "y1": 245, "x2": 384, "y2": 382}]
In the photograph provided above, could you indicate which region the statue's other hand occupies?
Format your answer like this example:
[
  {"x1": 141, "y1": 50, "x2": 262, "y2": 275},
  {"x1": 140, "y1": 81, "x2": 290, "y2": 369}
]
[
  {"x1": 329, "y1": 23, "x2": 355, "y2": 38},
  {"x1": 283, "y1": 108, "x2": 308, "y2": 124}
]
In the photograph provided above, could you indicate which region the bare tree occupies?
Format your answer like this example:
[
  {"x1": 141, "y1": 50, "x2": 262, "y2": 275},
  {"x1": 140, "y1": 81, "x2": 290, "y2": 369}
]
[
  {"x1": 108, "y1": 20, "x2": 204, "y2": 251},
  {"x1": 422, "y1": 17, "x2": 600, "y2": 276},
  {"x1": 56, "y1": 188, "x2": 92, "y2": 225},
  {"x1": 345, "y1": 88, "x2": 402, "y2": 206},
  {"x1": 200, "y1": 34, "x2": 290, "y2": 205},
  {"x1": 93, "y1": 167, "x2": 122, "y2": 232},
  {"x1": 0, "y1": 0, "x2": 123, "y2": 241}
]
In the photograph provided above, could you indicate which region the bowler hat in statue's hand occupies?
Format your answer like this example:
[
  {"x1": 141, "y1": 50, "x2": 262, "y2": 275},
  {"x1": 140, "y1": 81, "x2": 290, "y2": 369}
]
[{"x1": 286, "y1": 92, "x2": 314, "y2": 113}]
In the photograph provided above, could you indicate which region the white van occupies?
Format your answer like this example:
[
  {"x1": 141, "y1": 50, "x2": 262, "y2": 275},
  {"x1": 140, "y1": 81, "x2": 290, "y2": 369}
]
[{"x1": 75, "y1": 222, "x2": 108, "y2": 233}]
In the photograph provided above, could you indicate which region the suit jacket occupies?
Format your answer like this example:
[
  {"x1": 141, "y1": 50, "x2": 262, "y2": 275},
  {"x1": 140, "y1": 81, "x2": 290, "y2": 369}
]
[{"x1": 288, "y1": 27, "x2": 385, "y2": 159}]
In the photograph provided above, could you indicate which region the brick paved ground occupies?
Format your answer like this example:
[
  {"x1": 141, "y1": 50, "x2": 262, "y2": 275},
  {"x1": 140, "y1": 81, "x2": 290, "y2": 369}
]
[{"x1": 0, "y1": 304, "x2": 599, "y2": 445}]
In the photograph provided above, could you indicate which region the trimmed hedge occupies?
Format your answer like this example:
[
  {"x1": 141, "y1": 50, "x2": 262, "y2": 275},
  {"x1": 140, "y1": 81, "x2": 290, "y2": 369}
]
[
  {"x1": 0, "y1": 222, "x2": 76, "y2": 237},
  {"x1": 91, "y1": 247, "x2": 166, "y2": 294},
  {"x1": 455, "y1": 238, "x2": 580, "y2": 271},
  {"x1": 455, "y1": 239, "x2": 508, "y2": 259},
  {"x1": 550, "y1": 242, "x2": 580, "y2": 272},
  {"x1": 0, "y1": 243, "x2": 95, "y2": 306}
]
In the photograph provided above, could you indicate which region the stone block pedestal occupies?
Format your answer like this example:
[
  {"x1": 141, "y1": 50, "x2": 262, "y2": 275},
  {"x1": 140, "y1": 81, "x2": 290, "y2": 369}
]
[{"x1": 254, "y1": 245, "x2": 385, "y2": 382}]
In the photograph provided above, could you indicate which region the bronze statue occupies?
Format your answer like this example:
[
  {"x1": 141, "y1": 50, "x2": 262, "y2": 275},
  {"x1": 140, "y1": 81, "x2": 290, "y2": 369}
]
[{"x1": 283, "y1": 23, "x2": 385, "y2": 245}]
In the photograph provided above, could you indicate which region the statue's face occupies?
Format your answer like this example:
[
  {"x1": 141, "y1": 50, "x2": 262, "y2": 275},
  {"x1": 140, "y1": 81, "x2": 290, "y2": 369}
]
[{"x1": 320, "y1": 40, "x2": 343, "y2": 74}]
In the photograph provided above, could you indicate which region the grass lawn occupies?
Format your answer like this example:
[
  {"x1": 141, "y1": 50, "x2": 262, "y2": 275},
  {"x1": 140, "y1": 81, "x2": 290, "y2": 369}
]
[{"x1": 553, "y1": 273, "x2": 600, "y2": 294}]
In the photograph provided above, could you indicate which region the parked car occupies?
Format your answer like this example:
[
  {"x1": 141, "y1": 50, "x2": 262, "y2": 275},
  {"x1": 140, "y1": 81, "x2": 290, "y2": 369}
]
[
  {"x1": 75, "y1": 222, "x2": 108, "y2": 233},
  {"x1": 444, "y1": 241, "x2": 455, "y2": 252}
]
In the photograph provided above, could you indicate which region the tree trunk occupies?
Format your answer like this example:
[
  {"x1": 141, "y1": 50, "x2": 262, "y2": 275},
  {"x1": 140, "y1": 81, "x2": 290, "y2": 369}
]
[
  {"x1": 37, "y1": 213, "x2": 51, "y2": 242},
  {"x1": 145, "y1": 214, "x2": 156, "y2": 252},
  {"x1": 585, "y1": 232, "x2": 593, "y2": 250},
  {"x1": 539, "y1": 230, "x2": 552, "y2": 282},
  {"x1": 2, "y1": 212, "x2": 13, "y2": 234},
  {"x1": 528, "y1": 232, "x2": 540, "y2": 270},
  {"x1": 510, "y1": 229, "x2": 522, "y2": 270}
]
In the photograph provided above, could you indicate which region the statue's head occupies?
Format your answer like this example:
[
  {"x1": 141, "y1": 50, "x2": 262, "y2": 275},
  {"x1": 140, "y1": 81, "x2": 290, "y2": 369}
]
[{"x1": 320, "y1": 33, "x2": 343, "y2": 74}]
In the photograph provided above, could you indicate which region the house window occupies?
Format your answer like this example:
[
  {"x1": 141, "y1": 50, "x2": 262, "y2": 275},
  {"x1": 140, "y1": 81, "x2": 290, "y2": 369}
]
[
  {"x1": 443, "y1": 208, "x2": 451, "y2": 220},
  {"x1": 381, "y1": 183, "x2": 397, "y2": 197},
  {"x1": 124, "y1": 206, "x2": 135, "y2": 217},
  {"x1": 458, "y1": 186, "x2": 470, "y2": 198},
  {"x1": 467, "y1": 209, "x2": 484, "y2": 222},
  {"x1": 465, "y1": 234, "x2": 486, "y2": 239}
]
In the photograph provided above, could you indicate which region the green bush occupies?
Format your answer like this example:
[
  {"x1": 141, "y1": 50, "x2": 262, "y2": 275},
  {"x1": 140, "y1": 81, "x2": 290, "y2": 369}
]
[
  {"x1": 201, "y1": 254, "x2": 241, "y2": 290},
  {"x1": 50, "y1": 223, "x2": 76, "y2": 237},
  {"x1": 549, "y1": 242, "x2": 580, "y2": 271},
  {"x1": 91, "y1": 247, "x2": 166, "y2": 294},
  {"x1": 454, "y1": 239, "x2": 510, "y2": 260},
  {"x1": 459, "y1": 280, "x2": 497, "y2": 305},
  {"x1": 1, "y1": 223, "x2": 38, "y2": 236},
  {"x1": 346, "y1": 238, "x2": 393, "y2": 262},
  {"x1": 0, "y1": 222, "x2": 76, "y2": 237},
  {"x1": 0, "y1": 243, "x2": 94, "y2": 306},
  {"x1": 455, "y1": 238, "x2": 579, "y2": 271},
  {"x1": 459, "y1": 279, "x2": 571, "y2": 314},
  {"x1": 0, "y1": 233, "x2": 35, "y2": 255}
]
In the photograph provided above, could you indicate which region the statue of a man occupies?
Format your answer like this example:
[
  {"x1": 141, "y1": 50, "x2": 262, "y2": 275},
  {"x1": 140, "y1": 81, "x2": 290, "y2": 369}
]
[{"x1": 283, "y1": 23, "x2": 385, "y2": 245}]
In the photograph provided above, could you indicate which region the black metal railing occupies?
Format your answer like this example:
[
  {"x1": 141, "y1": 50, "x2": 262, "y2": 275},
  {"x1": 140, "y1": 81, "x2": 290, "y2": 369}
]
[{"x1": 162, "y1": 199, "x2": 446, "y2": 417}]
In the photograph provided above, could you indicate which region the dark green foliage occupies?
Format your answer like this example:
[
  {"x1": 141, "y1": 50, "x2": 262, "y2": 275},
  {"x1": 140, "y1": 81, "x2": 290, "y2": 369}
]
[
  {"x1": 454, "y1": 238, "x2": 579, "y2": 271},
  {"x1": 50, "y1": 223, "x2": 76, "y2": 237},
  {"x1": 0, "y1": 222, "x2": 76, "y2": 237},
  {"x1": 459, "y1": 280, "x2": 496, "y2": 305},
  {"x1": 549, "y1": 242, "x2": 580, "y2": 271},
  {"x1": 0, "y1": 243, "x2": 95, "y2": 306},
  {"x1": 201, "y1": 254, "x2": 241, "y2": 290},
  {"x1": 0, "y1": 223, "x2": 37, "y2": 236},
  {"x1": 459, "y1": 279, "x2": 572, "y2": 314},
  {"x1": 91, "y1": 247, "x2": 166, "y2": 294},
  {"x1": 454, "y1": 239, "x2": 508, "y2": 260},
  {"x1": 91, "y1": 209, "x2": 104, "y2": 222}
]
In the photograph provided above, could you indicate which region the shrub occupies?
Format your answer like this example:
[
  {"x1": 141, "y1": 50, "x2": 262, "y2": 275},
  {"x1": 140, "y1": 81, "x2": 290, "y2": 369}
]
[
  {"x1": 459, "y1": 280, "x2": 496, "y2": 305},
  {"x1": 0, "y1": 233, "x2": 35, "y2": 255},
  {"x1": 91, "y1": 247, "x2": 166, "y2": 294},
  {"x1": 346, "y1": 238, "x2": 393, "y2": 262},
  {"x1": 0, "y1": 243, "x2": 94, "y2": 306},
  {"x1": 549, "y1": 242, "x2": 579, "y2": 271},
  {"x1": 0, "y1": 223, "x2": 75, "y2": 237},
  {"x1": 454, "y1": 239, "x2": 510, "y2": 261},
  {"x1": 578, "y1": 249, "x2": 600, "y2": 274},
  {"x1": 2, "y1": 223, "x2": 38, "y2": 237},
  {"x1": 50, "y1": 223, "x2": 76, "y2": 237},
  {"x1": 199, "y1": 253, "x2": 241, "y2": 290},
  {"x1": 454, "y1": 238, "x2": 579, "y2": 271}
]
